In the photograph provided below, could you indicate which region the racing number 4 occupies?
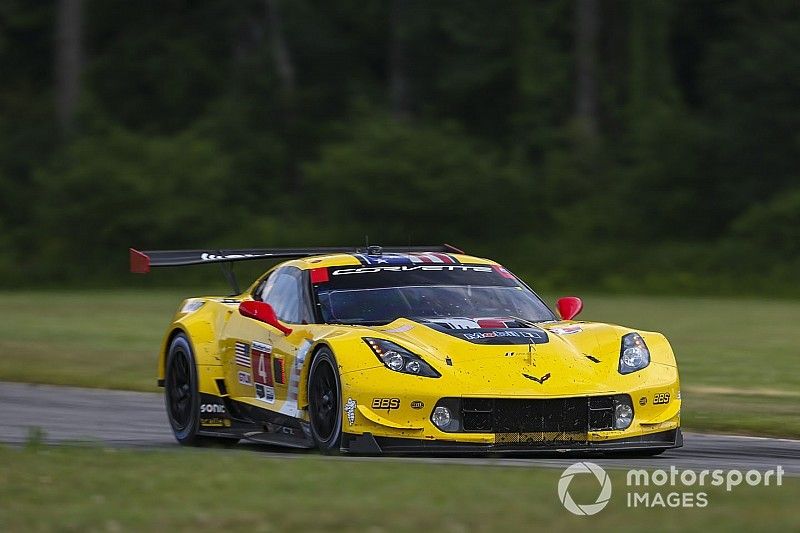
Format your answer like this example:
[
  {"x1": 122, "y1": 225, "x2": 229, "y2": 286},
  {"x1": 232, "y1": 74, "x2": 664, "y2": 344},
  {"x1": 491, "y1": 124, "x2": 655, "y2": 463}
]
[
  {"x1": 250, "y1": 341, "x2": 274, "y2": 386},
  {"x1": 258, "y1": 353, "x2": 268, "y2": 384}
]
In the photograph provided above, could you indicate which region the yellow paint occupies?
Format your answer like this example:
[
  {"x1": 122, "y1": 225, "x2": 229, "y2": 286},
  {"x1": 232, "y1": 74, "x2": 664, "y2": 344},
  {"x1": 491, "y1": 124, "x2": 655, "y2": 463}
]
[{"x1": 156, "y1": 252, "x2": 681, "y2": 445}]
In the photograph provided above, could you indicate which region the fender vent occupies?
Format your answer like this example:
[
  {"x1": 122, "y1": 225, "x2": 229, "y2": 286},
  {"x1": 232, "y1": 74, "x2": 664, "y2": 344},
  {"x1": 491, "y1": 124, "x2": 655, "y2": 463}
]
[{"x1": 215, "y1": 378, "x2": 228, "y2": 396}]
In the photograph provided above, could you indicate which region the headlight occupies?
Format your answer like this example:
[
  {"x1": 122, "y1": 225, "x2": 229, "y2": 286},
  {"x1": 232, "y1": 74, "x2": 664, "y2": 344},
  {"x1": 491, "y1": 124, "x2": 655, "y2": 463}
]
[
  {"x1": 363, "y1": 338, "x2": 440, "y2": 378},
  {"x1": 618, "y1": 332, "x2": 650, "y2": 374}
]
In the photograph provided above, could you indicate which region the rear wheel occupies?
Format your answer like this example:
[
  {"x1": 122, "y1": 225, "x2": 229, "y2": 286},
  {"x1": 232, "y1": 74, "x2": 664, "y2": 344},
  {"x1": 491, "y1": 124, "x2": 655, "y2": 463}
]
[
  {"x1": 165, "y1": 333, "x2": 237, "y2": 446},
  {"x1": 308, "y1": 348, "x2": 343, "y2": 454}
]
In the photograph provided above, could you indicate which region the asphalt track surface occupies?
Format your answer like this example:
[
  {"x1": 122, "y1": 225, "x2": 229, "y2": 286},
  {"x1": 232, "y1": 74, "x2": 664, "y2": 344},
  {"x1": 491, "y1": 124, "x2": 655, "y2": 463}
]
[{"x1": 2, "y1": 381, "x2": 798, "y2": 475}]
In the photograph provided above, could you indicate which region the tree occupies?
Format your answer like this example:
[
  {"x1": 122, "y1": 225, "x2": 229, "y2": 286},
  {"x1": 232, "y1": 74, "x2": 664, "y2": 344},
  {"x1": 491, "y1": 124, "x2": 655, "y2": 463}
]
[
  {"x1": 574, "y1": 0, "x2": 599, "y2": 138},
  {"x1": 265, "y1": 0, "x2": 300, "y2": 191},
  {"x1": 389, "y1": 0, "x2": 411, "y2": 120},
  {"x1": 55, "y1": 0, "x2": 82, "y2": 135}
]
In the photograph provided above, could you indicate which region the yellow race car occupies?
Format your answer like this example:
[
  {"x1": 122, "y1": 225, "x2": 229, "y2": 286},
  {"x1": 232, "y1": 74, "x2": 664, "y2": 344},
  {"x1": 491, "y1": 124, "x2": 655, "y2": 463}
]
[{"x1": 131, "y1": 245, "x2": 681, "y2": 455}]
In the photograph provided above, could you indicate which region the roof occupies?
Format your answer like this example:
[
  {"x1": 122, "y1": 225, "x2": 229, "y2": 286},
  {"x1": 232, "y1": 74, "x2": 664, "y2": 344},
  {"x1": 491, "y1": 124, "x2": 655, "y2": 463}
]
[{"x1": 286, "y1": 252, "x2": 497, "y2": 270}]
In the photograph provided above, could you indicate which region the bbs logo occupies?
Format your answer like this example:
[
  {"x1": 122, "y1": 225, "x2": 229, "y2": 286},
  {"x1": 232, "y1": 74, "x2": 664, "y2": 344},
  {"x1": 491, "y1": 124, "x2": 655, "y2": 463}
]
[
  {"x1": 372, "y1": 398, "x2": 400, "y2": 410},
  {"x1": 200, "y1": 403, "x2": 226, "y2": 414},
  {"x1": 653, "y1": 392, "x2": 671, "y2": 405}
]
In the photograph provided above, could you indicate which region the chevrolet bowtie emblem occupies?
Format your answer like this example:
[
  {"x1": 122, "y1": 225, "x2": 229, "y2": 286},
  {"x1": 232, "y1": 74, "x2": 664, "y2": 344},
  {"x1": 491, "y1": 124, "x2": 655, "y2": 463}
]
[{"x1": 522, "y1": 372, "x2": 551, "y2": 384}]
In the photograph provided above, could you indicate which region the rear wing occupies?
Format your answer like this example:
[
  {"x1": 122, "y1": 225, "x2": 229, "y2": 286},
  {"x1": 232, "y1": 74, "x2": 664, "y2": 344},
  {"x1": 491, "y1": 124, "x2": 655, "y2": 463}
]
[
  {"x1": 129, "y1": 245, "x2": 463, "y2": 273},
  {"x1": 129, "y1": 244, "x2": 464, "y2": 294}
]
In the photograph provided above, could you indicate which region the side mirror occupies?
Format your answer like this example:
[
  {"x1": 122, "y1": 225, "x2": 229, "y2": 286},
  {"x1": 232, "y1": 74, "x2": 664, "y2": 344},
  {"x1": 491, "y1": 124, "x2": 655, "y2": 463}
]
[
  {"x1": 238, "y1": 301, "x2": 293, "y2": 336},
  {"x1": 556, "y1": 296, "x2": 583, "y2": 321}
]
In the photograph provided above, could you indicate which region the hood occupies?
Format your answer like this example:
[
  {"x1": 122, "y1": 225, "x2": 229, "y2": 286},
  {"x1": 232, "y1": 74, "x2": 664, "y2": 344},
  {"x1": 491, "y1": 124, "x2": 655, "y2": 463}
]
[{"x1": 370, "y1": 317, "x2": 630, "y2": 396}]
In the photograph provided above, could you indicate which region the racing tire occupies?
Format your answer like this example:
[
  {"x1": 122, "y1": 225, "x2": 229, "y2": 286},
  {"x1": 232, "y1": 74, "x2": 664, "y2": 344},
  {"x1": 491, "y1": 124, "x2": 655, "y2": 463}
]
[
  {"x1": 164, "y1": 333, "x2": 238, "y2": 447},
  {"x1": 308, "y1": 347, "x2": 343, "y2": 454}
]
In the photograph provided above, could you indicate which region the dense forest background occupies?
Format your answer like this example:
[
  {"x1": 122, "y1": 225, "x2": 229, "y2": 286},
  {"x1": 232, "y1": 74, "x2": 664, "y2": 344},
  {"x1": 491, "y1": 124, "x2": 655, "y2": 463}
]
[{"x1": 1, "y1": 0, "x2": 798, "y2": 294}]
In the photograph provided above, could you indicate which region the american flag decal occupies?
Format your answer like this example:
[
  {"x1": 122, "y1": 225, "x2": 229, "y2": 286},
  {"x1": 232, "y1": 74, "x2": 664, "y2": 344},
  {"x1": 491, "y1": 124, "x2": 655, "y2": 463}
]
[
  {"x1": 352, "y1": 252, "x2": 460, "y2": 266},
  {"x1": 234, "y1": 342, "x2": 250, "y2": 367},
  {"x1": 408, "y1": 252, "x2": 458, "y2": 264}
]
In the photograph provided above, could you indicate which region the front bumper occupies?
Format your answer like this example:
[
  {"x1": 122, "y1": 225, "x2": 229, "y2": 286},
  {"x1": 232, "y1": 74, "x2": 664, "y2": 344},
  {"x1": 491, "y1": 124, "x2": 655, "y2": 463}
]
[{"x1": 342, "y1": 428, "x2": 682, "y2": 455}]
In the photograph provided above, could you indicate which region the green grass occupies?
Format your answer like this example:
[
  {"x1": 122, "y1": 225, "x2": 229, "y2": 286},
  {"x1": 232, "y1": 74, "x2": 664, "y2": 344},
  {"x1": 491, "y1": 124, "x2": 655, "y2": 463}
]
[
  {"x1": 0, "y1": 445, "x2": 797, "y2": 532},
  {"x1": 0, "y1": 290, "x2": 186, "y2": 391},
  {"x1": 0, "y1": 290, "x2": 798, "y2": 436}
]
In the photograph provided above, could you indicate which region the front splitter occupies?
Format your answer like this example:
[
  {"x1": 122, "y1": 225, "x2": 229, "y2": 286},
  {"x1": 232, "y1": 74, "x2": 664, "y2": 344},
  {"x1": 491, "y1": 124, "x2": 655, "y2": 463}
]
[{"x1": 341, "y1": 428, "x2": 682, "y2": 455}]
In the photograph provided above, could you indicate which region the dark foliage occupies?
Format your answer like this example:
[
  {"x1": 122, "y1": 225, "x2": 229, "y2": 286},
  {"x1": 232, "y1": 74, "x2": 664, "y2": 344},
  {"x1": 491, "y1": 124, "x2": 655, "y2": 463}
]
[{"x1": 0, "y1": 0, "x2": 798, "y2": 293}]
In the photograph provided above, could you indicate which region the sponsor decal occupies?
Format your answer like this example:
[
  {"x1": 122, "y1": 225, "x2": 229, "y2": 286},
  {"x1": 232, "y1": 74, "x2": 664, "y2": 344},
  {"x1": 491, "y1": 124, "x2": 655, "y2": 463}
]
[
  {"x1": 256, "y1": 383, "x2": 275, "y2": 404},
  {"x1": 273, "y1": 357, "x2": 286, "y2": 385},
  {"x1": 522, "y1": 372, "x2": 551, "y2": 384},
  {"x1": 505, "y1": 351, "x2": 535, "y2": 365},
  {"x1": 372, "y1": 398, "x2": 400, "y2": 411},
  {"x1": 463, "y1": 330, "x2": 546, "y2": 341},
  {"x1": 201, "y1": 252, "x2": 264, "y2": 262},
  {"x1": 251, "y1": 341, "x2": 275, "y2": 404},
  {"x1": 200, "y1": 403, "x2": 225, "y2": 414},
  {"x1": 200, "y1": 417, "x2": 231, "y2": 427},
  {"x1": 265, "y1": 423, "x2": 295, "y2": 436},
  {"x1": 332, "y1": 265, "x2": 493, "y2": 276},
  {"x1": 653, "y1": 392, "x2": 671, "y2": 405},
  {"x1": 410, "y1": 400, "x2": 424, "y2": 409},
  {"x1": 238, "y1": 371, "x2": 252, "y2": 386},
  {"x1": 426, "y1": 323, "x2": 550, "y2": 345},
  {"x1": 234, "y1": 342, "x2": 251, "y2": 367},
  {"x1": 639, "y1": 396, "x2": 648, "y2": 406},
  {"x1": 344, "y1": 398, "x2": 357, "y2": 425},
  {"x1": 551, "y1": 325, "x2": 582, "y2": 335},
  {"x1": 278, "y1": 339, "x2": 313, "y2": 418}
]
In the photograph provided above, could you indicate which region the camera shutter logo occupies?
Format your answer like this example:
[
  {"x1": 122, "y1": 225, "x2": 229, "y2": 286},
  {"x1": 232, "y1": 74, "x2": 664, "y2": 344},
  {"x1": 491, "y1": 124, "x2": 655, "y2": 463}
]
[{"x1": 558, "y1": 462, "x2": 612, "y2": 516}]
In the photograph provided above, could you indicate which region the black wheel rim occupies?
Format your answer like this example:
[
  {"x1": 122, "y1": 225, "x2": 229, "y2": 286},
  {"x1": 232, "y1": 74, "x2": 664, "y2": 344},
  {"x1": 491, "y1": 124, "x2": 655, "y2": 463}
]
[
  {"x1": 167, "y1": 349, "x2": 192, "y2": 431},
  {"x1": 310, "y1": 360, "x2": 338, "y2": 441}
]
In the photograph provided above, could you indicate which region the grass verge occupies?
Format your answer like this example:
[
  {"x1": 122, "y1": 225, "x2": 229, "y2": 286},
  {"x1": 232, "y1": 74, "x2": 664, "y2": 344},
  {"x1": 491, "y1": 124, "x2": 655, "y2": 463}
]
[{"x1": 0, "y1": 445, "x2": 797, "y2": 532}]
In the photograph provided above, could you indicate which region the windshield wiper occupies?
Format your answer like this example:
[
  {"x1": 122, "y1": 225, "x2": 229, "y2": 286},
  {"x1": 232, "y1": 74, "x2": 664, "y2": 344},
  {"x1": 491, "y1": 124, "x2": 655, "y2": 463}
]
[{"x1": 508, "y1": 315, "x2": 542, "y2": 328}]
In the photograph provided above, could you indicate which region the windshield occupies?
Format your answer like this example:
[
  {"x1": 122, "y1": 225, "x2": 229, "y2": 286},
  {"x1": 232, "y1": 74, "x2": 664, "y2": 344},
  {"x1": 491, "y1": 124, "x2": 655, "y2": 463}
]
[{"x1": 313, "y1": 264, "x2": 555, "y2": 325}]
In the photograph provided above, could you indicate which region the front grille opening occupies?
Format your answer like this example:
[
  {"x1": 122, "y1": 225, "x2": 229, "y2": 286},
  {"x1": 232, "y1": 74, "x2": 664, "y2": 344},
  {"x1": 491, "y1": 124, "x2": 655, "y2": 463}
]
[{"x1": 460, "y1": 395, "x2": 618, "y2": 436}]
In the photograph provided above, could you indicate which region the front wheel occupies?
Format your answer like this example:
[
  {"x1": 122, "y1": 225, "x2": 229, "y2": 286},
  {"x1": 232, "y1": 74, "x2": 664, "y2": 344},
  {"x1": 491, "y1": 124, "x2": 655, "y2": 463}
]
[{"x1": 308, "y1": 348, "x2": 343, "y2": 454}]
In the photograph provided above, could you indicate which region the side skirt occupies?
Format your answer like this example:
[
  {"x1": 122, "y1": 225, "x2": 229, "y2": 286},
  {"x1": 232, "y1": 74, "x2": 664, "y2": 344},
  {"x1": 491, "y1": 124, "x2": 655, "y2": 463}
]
[{"x1": 196, "y1": 393, "x2": 314, "y2": 448}]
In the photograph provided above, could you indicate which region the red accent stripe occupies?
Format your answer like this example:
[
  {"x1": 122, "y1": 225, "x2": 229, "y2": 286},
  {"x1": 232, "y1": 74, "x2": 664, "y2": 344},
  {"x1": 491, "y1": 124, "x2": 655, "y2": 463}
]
[
  {"x1": 129, "y1": 248, "x2": 150, "y2": 273},
  {"x1": 414, "y1": 254, "x2": 433, "y2": 263},
  {"x1": 430, "y1": 252, "x2": 455, "y2": 264},
  {"x1": 493, "y1": 265, "x2": 515, "y2": 279},
  {"x1": 310, "y1": 267, "x2": 329, "y2": 284},
  {"x1": 477, "y1": 318, "x2": 507, "y2": 329}
]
